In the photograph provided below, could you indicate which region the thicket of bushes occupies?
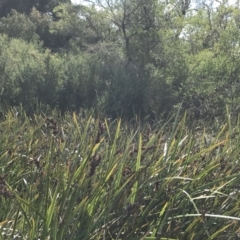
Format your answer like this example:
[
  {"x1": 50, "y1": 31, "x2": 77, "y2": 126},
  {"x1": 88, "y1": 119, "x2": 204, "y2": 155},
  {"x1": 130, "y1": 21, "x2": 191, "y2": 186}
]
[{"x1": 1, "y1": 0, "x2": 240, "y2": 119}]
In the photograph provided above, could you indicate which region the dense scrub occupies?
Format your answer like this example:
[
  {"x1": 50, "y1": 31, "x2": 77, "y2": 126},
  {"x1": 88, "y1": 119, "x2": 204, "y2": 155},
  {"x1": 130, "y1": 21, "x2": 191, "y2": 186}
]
[
  {"x1": 1, "y1": 0, "x2": 240, "y2": 119},
  {"x1": 1, "y1": 107, "x2": 240, "y2": 239}
]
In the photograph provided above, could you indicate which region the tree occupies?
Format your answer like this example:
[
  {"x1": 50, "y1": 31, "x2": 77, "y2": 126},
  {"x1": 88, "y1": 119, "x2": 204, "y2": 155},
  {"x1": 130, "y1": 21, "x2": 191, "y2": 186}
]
[
  {"x1": 0, "y1": 0, "x2": 71, "y2": 17},
  {"x1": 179, "y1": 2, "x2": 240, "y2": 118}
]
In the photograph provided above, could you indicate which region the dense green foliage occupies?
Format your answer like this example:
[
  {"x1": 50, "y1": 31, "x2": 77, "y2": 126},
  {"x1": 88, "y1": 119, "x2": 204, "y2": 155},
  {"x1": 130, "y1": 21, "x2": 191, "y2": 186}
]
[
  {"x1": 1, "y1": 107, "x2": 240, "y2": 239},
  {"x1": 1, "y1": 0, "x2": 240, "y2": 118},
  {"x1": 2, "y1": 1, "x2": 240, "y2": 239}
]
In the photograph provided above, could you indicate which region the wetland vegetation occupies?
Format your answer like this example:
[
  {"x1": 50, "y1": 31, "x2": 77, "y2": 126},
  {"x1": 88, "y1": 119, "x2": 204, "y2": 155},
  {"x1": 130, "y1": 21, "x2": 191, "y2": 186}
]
[{"x1": 1, "y1": 0, "x2": 240, "y2": 239}]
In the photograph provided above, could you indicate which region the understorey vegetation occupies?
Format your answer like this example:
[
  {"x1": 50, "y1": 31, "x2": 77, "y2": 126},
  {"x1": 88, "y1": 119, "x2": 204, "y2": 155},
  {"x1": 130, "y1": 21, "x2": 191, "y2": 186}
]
[{"x1": 0, "y1": 106, "x2": 240, "y2": 239}]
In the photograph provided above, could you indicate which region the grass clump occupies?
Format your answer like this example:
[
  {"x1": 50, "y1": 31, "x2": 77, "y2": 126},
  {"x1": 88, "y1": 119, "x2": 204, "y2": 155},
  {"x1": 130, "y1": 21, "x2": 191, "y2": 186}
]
[{"x1": 1, "y1": 107, "x2": 240, "y2": 240}]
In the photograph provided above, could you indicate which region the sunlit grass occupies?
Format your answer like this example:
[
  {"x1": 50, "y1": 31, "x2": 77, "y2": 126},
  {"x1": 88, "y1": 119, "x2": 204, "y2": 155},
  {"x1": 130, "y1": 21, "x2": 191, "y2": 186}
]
[{"x1": 1, "y1": 106, "x2": 240, "y2": 239}]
